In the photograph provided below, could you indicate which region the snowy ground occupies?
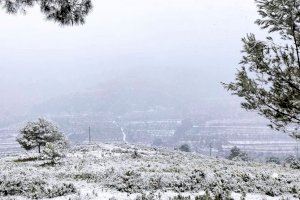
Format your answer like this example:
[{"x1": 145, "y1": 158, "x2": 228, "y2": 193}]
[
  {"x1": 0, "y1": 143, "x2": 299, "y2": 200},
  {"x1": 0, "y1": 129, "x2": 20, "y2": 157}
]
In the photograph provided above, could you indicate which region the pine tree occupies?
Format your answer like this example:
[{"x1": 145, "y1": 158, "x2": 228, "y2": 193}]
[
  {"x1": 227, "y1": 146, "x2": 249, "y2": 161},
  {"x1": 0, "y1": 0, "x2": 93, "y2": 25},
  {"x1": 179, "y1": 144, "x2": 191, "y2": 152},
  {"x1": 17, "y1": 118, "x2": 65, "y2": 153},
  {"x1": 224, "y1": 0, "x2": 300, "y2": 139}
]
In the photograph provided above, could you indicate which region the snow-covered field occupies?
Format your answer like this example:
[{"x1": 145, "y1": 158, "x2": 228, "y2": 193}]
[{"x1": 0, "y1": 143, "x2": 299, "y2": 200}]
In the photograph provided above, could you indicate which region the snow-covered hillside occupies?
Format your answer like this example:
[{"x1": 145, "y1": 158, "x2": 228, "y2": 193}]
[
  {"x1": 0, "y1": 128, "x2": 20, "y2": 156},
  {"x1": 0, "y1": 143, "x2": 299, "y2": 200}
]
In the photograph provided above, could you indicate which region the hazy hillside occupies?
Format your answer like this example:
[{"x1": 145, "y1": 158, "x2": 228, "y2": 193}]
[{"x1": 31, "y1": 67, "x2": 235, "y2": 117}]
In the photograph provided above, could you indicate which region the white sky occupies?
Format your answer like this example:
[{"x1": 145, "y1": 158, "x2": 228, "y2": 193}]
[{"x1": 0, "y1": 0, "x2": 263, "y2": 114}]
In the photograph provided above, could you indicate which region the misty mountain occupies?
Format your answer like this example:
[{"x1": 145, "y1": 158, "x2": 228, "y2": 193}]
[{"x1": 32, "y1": 67, "x2": 230, "y2": 117}]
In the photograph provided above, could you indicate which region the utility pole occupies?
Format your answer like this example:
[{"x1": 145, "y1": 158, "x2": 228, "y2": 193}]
[
  {"x1": 88, "y1": 126, "x2": 91, "y2": 144},
  {"x1": 209, "y1": 143, "x2": 212, "y2": 157},
  {"x1": 296, "y1": 141, "x2": 299, "y2": 159}
]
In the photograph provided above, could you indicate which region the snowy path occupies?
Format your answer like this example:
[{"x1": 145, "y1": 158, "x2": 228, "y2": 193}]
[
  {"x1": 120, "y1": 126, "x2": 127, "y2": 143},
  {"x1": 113, "y1": 121, "x2": 127, "y2": 143}
]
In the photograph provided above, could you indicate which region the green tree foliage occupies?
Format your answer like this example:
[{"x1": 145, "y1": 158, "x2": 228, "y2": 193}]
[
  {"x1": 227, "y1": 146, "x2": 249, "y2": 161},
  {"x1": 223, "y1": 0, "x2": 300, "y2": 139},
  {"x1": 266, "y1": 156, "x2": 281, "y2": 164},
  {"x1": 179, "y1": 144, "x2": 191, "y2": 152},
  {"x1": 17, "y1": 118, "x2": 65, "y2": 153},
  {"x1": 0, "y1": 0, "x2": 92, "y2": 25}
]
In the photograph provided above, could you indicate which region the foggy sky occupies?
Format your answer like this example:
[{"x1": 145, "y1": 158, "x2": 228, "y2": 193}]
[{"x1": 0, "y1": 0, "x2": 264, "y2": 115}]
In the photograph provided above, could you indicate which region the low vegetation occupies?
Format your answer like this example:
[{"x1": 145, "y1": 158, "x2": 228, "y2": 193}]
[{"x1": 0, "y1": 143, "x2": 299, "y2": 199}]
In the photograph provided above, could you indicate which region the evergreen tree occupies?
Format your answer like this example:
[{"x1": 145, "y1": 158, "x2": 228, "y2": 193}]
[
  {"x1": 266, "y1": 156, "x2": 281, "y2": 164},
  {"x1": 17, "y1": 118, "x2": 65, "y2": 153},
  {"x1": 227, "y1": 146, "x2": 249, "y2": 161},
  {"x1": 179, "y1": 144, "x2": 191, "y2": 152},
  {"x1": 224, "y1": 0, "x2": 300, "y2": 139},
  {"x1": 0, "y1": 0, "x2": 92, "y2": 25}
]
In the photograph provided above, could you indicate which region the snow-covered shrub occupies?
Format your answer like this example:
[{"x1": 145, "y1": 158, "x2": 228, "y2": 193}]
[
  {"x1": 43, "y1": 183, "x2": 76, "y2": 198},
  {"x1": 171, "y1": 194, "x2": 192, "y2": 200},
  {"x1": 207, "y1": 184, "x2": 234, "y2": 200},
  {"x1": 136, "y1": 193, "x2": 193, "y2": 200},
  {"x1": 148, "y1": 174, "x2": 163, "y2": 190},
  {"x1": 0, "y1": 177, "x2": 44, "y2": 197},
  {"x1": 284, "y1": 155, "x2": 296, "y2": 163},
  {"x1": 72, "y1": 170, "x2": 103, "y2": 183},
  {"x1": 189, "y1": 169, "x2": 206, "y2": 185},
  {"x1": 106, "y1": 170, "x2": 144, "y2": 193},
  {"x1": 194, "y1": 190, "x2": 234, "y2": 200},
  {"x1": 290, "y1": 184, "x2": 299, "y2": 195},
  {"x1": 240, "y1": 190, "x2": 247, "y2": 200},
  {"x1": 74, "y1": 172, "x2": 98, "y2": 182},
  {"x1": 135, "y1": 192, "x2": 156, "y2": 200},
  {"x1": 195, "y1": 190, "x2": 213, "y2": 200},
  {"x1": 41, "y1": 139, "x2": 68, "y2": 165},
  {"x1": 290, "y1": 160, "x2": 300, "y2": 169},
  {"x1": 131, "y1": 150, "x2": 142, "y2": 159},
  {"x1": 0, "y1": 175, "x2": 76, "y2": 199},
  {"x1": 284, "y1": 156, "x2": 300, "y2": 169},
  {"x1": 265, "y1": 186, "x2": 281, "y2": 197},
  {"x1": 13, "y1": 155, "x2": 40, "y2": 163}
]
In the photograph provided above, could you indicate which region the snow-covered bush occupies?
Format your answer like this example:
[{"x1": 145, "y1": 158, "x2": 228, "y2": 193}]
[
  {"x1": 131, "y1": 150, "x2": 142, "y2": 159},
  {"x1": 285, "y1": 156, "x2": 296, "y2": 164},
  {"x1": 107, "y1": 170, "x2": 144, "y2": 193},
  {"x1": 148, "y1": 174, "x2": 163, "y2": 190},
  {"x1": 290, "y1": 160, "x2": 300, "y2": 169},
  {"x1": 284, "y1": 156, "x2": 300, "y2": 169},
  {"x1": 41, "y1": 139, "x2": 68, "y2": 165},
  {"x1": 135, "y1": 192, "x2": 156, "y2": 200},
  {"x1": 195, "y1": 191, "x2": 213, "y2": 200},
  {"x1": 73, "y1": 172, "x2": 99, "y2": 182},
  {"x1": 171, "y1": 194, "x2": 192, "y2": 200},
  {"x1": 0, "y1": 175, "x2": 76, "y2": 199},
  {"x1": 212, "y1": 189, "x2": 233, "y2": 200}
]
